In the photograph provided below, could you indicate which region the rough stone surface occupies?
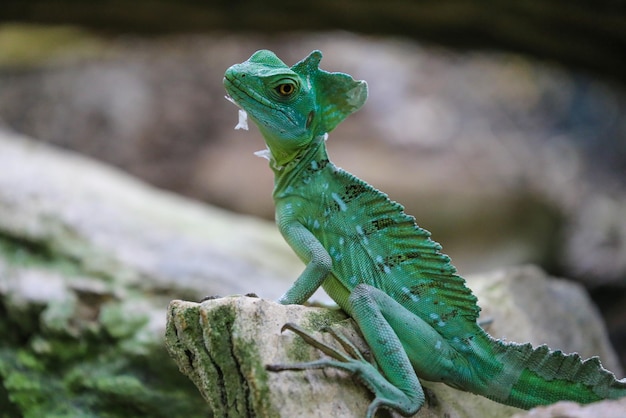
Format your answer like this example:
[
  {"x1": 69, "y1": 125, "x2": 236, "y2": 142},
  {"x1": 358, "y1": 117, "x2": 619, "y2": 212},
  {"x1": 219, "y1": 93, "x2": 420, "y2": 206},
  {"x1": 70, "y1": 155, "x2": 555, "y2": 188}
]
[
  {"x1": 511, "y1": 398, "x2": 626, "y2": 418},
  {"x1": 0, "y1": 128, "x2": 301, "y2": 301},
  {"x1": 0, "y1": 128, "x2": 302, "y2": 416},
  {"x1": 166, "y1": 267, "x2": 624, "y2": 418}
]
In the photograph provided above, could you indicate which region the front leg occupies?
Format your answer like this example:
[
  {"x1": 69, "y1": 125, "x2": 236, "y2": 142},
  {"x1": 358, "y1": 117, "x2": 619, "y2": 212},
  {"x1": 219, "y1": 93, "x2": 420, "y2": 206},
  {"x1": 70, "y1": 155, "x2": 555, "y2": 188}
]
[{"x1": 277, "y1": 217, "x2": 332, "y2": 305}]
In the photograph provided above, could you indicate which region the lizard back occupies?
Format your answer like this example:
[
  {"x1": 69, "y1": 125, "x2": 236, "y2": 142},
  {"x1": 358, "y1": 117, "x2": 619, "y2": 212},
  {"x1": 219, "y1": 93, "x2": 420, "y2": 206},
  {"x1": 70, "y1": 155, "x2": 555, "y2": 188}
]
[{"x1": 275, "y1": 151, "x2": 481, "y2": 340}]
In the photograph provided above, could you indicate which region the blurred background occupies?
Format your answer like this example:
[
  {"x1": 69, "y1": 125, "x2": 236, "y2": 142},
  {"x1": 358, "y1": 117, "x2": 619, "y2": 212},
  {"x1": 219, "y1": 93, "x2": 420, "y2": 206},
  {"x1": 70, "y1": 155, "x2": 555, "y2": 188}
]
[{"x1": 1, "y1": 1, "x2": 625, "y2": 366}]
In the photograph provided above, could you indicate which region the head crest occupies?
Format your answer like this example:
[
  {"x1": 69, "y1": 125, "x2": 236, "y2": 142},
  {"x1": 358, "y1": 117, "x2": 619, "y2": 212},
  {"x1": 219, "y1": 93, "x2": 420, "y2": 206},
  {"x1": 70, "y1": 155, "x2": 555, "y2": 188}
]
[{"x1": 292, "y1": 50, "x2": 368, "y2": 135}]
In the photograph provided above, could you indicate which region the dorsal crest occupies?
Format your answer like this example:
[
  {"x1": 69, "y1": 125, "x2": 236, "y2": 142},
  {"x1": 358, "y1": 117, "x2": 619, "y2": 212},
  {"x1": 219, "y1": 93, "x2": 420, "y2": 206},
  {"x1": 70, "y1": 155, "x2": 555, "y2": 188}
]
[{"x1": 313, "y1": 168, "x2": 481, "y2": 328}]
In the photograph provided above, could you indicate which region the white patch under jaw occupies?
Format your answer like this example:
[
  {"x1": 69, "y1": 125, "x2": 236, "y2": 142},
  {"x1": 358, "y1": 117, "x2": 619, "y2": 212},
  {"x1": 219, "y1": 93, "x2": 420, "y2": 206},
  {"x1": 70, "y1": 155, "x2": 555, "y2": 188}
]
[
  {"x1": 235, "y1": 109, "x2": 249, "y2": 130},
  {"x1": 224, "y1": 95, "x2": 249, "y2": 130},
  {"x1": 254, "y1": 148, "x2": 271, "y2": 160}
]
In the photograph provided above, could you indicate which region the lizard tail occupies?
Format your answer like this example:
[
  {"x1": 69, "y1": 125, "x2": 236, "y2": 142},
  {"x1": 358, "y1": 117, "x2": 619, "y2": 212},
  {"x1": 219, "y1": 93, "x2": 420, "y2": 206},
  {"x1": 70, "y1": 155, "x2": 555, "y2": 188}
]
[{"x1": 485, "y1": 339, "x2": 626, "y2": 409}]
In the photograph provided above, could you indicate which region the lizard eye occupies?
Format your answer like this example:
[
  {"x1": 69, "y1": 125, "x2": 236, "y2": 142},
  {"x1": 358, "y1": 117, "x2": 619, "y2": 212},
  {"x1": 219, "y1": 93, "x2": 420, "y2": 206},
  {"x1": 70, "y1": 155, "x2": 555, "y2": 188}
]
[{"x1": 276, "y1": 83, "x2": 296, "y2": 96}]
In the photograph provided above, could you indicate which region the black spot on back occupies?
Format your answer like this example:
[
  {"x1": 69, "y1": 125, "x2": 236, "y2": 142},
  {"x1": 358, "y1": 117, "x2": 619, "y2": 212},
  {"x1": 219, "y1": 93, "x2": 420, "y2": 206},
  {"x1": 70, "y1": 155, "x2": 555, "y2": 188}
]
[
  {"x1": 371, "y1": 217, "x2": 395, "y2": 231},
  {"x1": 342, "y1": 183, "x2": 368, "y2": 204},
  {"x1": 385, "y1": 252, "x2": 421, "y2": 268},
  {"x1": 376, "y1": 252, "x2": 421, "y2": 272},
  {"x1": 307, "y1": 158, "x2": 330, "y2": 175}
]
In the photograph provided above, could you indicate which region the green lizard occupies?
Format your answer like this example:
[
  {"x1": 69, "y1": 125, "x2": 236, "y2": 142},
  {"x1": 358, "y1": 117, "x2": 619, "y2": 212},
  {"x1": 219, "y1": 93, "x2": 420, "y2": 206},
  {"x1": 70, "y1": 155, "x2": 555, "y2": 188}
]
[{"x1": 223, "y1": 49, "x2": 626, "y2": 417}]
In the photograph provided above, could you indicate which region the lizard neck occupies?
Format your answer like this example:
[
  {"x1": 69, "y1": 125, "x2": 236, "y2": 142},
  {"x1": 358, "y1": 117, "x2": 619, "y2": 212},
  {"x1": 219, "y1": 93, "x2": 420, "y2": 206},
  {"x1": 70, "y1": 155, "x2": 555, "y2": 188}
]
[{"x1": 269, "y1": 134, "x2": 329, "y2": 197}]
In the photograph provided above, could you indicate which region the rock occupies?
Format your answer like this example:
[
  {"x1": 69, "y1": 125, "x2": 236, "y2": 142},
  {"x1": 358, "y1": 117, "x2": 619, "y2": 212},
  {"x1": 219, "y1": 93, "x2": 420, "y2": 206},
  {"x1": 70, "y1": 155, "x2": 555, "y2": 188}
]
[
  {"x1": 511, "y1": 398, "x2": 626, "y2": 418},
  {"x1": 469, "y1": 266, "x2": 622, "y2": 374},
  {"x1": 0, "y1": 128, "x2": 301, "y2": 300},
  {"x1": 165, "y1": 266, "x2": 624, "y2": 418},
  {"x1": 165, "y1": 296, "x2": 514, "y2": 418},
  {"x1": 0, "y1": 128, "x2": 302, "y2": 416},
  {"x1": 165, "y1": 297, "x2": 374, "y2": 418}
]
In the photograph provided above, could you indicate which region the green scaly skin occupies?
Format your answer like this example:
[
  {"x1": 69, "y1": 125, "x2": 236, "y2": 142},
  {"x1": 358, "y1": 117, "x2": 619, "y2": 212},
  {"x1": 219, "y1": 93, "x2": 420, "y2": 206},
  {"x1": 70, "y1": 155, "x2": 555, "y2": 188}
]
[{"x1": 223, "y1": 50, "x2": 626, "y2": 417}]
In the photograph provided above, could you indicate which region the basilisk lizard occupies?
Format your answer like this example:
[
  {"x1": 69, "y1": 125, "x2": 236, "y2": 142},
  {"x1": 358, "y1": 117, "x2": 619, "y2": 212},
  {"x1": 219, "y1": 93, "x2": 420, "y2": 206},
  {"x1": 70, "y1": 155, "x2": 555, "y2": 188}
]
[{"x1": 223, "y1": 50, "x2": 626, "y2": 417}]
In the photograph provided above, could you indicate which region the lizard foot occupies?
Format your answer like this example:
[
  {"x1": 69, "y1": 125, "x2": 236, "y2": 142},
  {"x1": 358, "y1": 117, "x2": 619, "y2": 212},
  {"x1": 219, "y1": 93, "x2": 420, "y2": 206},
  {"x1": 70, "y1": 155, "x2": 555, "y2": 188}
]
[
  {"x1": 266, "y1": 323, "x2": 420, "y2": 418},
  {"x1": 266, "y1": 322, "x2": 369, "y2": 369}
]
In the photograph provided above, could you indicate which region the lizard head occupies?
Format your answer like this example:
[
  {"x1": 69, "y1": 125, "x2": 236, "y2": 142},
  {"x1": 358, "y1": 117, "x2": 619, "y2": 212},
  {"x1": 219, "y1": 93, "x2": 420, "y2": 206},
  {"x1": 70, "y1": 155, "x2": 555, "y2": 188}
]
[{"x1": 224, "y1": 50, "x2": 368, "y2": 165}]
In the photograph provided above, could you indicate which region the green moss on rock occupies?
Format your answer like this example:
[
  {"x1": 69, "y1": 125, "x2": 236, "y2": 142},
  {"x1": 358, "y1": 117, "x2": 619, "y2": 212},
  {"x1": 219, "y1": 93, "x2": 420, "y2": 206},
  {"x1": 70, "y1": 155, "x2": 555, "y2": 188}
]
[{"x1": 0, "y1": 243, "x2": 210, "y2": 418}]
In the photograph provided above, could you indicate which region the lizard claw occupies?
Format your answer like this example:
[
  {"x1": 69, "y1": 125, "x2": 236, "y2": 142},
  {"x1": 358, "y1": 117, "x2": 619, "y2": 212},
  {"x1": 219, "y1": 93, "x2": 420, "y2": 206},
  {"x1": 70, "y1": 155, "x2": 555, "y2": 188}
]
[
  {"x1": 276, "y1": 322, "x2": 364, "y2": 364},
  {"x1": 267, "y1": 322, "x2": 374, "y2": 374},
  {"x1": 265, "y1": 322, "x2": 350, "y2": 372}
]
